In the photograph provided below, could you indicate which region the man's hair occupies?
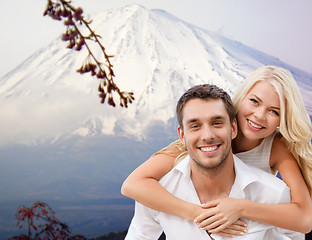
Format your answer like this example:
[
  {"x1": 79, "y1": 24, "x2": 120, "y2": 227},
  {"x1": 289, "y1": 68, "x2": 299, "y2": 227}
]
[{"x1": 176, "y1": 84, "x2": 235, "y2": 129}]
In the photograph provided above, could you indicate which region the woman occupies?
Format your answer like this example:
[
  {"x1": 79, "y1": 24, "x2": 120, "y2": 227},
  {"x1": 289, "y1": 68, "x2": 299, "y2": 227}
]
[{"x1": 121, "y1": 66, "x2": 312, "y2": 237}]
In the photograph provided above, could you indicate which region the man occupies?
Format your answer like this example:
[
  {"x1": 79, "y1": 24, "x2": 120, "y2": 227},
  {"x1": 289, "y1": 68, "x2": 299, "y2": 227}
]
[{"x1": 125, "y1": 84, "x2": 294, "y2": 239}]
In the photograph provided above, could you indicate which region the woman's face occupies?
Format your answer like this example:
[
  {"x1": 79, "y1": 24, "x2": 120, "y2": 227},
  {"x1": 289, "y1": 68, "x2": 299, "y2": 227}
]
[{"x1": 236, "y1": 81, "x2": 281, "y2": 141}]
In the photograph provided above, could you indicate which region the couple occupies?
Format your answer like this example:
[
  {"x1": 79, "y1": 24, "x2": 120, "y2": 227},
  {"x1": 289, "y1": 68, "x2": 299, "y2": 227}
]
[{"x1": 123, "y1": 66, "x2": 312, "y2": 239}]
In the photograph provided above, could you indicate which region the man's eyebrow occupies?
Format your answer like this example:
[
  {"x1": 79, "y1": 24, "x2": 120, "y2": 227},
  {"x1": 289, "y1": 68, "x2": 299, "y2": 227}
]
[
  {"x1": 185, "y1": 118, "x2": 199, "y2": 125},
  {"x1": 212, "y1": 115, "x2": 227, "y2": 120},
  {"x1": 185, "y1": 115, "x2": 226, "y2": 124}
]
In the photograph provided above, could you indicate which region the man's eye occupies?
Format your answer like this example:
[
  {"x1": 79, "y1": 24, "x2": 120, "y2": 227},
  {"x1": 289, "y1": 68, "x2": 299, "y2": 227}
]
[
  {"x1": 190, "y1": 124, "x2": 199, "y2": 129},
  {"x1": 214, "y1": 121, "x2": 223, "y2": 125}
]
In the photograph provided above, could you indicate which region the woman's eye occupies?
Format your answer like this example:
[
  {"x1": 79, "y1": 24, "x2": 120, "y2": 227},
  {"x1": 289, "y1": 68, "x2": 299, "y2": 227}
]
[
  {"x1": 250, "y1": 98, "x2": 258, "y2": 104},
  {"x1": 270, "y1": 110, "x2": 280, "y2": 116}
]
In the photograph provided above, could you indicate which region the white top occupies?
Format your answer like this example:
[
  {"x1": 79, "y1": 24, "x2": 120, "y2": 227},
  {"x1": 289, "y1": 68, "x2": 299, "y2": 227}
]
[
  {"x1": 125, "y1": 155, "x2": 294, "y2": 240},
  {"x1": 235, "y1": 130, "x2": 278, "y2": 173},
  {"x1": 235, "y1": 131, "x2": 304, "y2": 239}
]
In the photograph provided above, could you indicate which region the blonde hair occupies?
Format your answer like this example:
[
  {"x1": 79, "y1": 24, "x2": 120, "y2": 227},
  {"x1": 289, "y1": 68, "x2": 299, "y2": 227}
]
[
  {"x1": 232, "y1": 65, "x2": 312, "y2": 197},
  {"x1": 152, "y1": 139, "x2": 187, "y2": 166},
  {"x1": 155, "y1": 66, "x2": 312, "y2": 197}
]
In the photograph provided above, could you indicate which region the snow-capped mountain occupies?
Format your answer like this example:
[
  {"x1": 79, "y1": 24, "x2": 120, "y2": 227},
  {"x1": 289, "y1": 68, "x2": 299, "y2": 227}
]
[{"x1": 0, "y1": 4, "x2": 311, "y2": 146}]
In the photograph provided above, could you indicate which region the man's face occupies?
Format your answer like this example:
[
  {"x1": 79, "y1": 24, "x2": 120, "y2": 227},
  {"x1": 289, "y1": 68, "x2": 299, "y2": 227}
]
[{"x1": 178, "y1": 98, "x2": 237, "y2": 171}]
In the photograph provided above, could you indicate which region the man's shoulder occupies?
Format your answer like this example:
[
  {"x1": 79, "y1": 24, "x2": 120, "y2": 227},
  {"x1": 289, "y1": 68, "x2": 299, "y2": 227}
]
[
  {"x1": 247, "y1": 162, "x2": 286, "y2": 189},
  {"x1": 158, "y1": 156, "x2": 190, "y2": 187},
  {"x1": 234, "y1": 156, "x2": 289, "y2": 200}
]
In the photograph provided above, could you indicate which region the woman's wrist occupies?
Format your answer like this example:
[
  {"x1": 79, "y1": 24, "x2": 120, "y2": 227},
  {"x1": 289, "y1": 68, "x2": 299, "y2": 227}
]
[
  {"x1": 187, "y1": 203, "x2": 204, "y2": 221},
  {"x1": 238, "y1": 199, "x2": 250, "y2": 218}
]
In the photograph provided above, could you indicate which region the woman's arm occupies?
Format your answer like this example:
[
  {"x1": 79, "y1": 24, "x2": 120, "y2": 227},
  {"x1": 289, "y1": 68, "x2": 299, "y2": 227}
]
[
  {"x1": 122, "y1": 145, "x2": 248, "y2": 235},
  {"x1": 196, "y1": 135, "x2": 312, "y2": 233},
  {"x1": 121, "y1": 151, "x2": 204, "y2": 221},
  {"x1": 243, "y1": 135, "x2": 312, "y2": 233}
]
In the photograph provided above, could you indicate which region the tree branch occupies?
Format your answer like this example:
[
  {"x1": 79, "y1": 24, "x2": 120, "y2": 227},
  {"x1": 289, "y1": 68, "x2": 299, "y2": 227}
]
[{"x1": 43, "y1": 0, "x2": 135, "y2": 107}]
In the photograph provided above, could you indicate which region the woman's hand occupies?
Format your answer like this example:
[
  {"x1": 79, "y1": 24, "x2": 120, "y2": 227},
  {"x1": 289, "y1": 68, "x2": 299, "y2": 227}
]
[
  {"x1": 211, "y1": 220, "x2": 248, "y2": 238},
  {"x1": 194, "y1": 198, "x2": 246, "y2": 234}
]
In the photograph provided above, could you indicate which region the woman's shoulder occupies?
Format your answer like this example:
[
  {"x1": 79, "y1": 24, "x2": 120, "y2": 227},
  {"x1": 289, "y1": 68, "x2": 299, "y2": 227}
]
[
  {"x1": 268, "y1": 130, "x2": 285, "y2": 151},
  {"x1": 272, "y1": 132, "x2": 287, "y2": 148},
  {"x1": 270, "y1": 132, "x2": 291, "y2": 169}
]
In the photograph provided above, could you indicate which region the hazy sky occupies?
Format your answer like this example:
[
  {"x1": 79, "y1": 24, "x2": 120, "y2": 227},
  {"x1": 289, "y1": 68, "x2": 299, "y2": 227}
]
[{"x1": 0, "y1": 0, "x2": 311, "y2": 78}]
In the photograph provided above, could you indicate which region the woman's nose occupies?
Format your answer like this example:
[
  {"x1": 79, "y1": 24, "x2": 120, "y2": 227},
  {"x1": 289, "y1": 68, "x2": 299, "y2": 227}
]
[{"x1": 254, "y1": 107, "x2": 266, "y2": 120}]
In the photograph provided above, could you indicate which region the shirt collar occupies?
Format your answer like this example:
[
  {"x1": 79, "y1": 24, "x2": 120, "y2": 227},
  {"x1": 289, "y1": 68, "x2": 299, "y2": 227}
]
[
  {"x1": 230, "y1": 155, "x2": 259, "y2": 199},
  {"x1": 173, "y1": 155, "x2": 268, "y2": 240},
  {"x1": 172, "y1": 155, "x2": 191, "y2": 179},
  {"x1": 172, "y1": 154, "x2": 260, "y2": 199}
]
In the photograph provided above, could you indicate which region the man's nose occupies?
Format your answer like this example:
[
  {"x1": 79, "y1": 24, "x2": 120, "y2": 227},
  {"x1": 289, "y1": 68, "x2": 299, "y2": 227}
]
[{"x1": 201, "y1": 125, "x2": 215, "y2": 141}]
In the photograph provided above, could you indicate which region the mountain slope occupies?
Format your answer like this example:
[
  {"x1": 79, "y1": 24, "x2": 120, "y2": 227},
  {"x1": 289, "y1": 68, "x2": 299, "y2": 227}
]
[{"x1": 0, "y1": 4, "x2": 311, "y2": 146}]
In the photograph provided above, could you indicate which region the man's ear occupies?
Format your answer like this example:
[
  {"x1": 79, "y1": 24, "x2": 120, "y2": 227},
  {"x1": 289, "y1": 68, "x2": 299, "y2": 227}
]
[
  {"x1": 177, "y1": 126, "x2": 186, "y2": 145},
  {"x1": 231, "y1": 118, "x2": 238, "y2": 140}
]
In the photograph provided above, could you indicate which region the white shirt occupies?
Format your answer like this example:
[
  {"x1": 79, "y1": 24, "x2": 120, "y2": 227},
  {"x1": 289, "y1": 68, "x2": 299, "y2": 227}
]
[{"x1": 125, "y1": 155, "x2": 295, "y2": 240}]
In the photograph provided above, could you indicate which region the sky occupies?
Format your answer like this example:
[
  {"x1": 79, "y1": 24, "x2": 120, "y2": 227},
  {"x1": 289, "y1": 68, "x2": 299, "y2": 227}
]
[{"x1": 0, "y1": 0, "x2": 312, "y2": 78}]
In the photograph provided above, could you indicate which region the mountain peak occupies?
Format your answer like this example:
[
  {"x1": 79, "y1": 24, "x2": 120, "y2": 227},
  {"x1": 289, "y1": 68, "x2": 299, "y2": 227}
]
[{"x1": 0, "y1": 4, "x2": 311, "y2": 147}]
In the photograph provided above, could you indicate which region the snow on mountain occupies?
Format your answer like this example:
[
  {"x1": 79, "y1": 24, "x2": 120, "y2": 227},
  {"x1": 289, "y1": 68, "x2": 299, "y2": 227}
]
[{"x1": 0, "y1": 4, "x2": 311, "y2": 146}]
